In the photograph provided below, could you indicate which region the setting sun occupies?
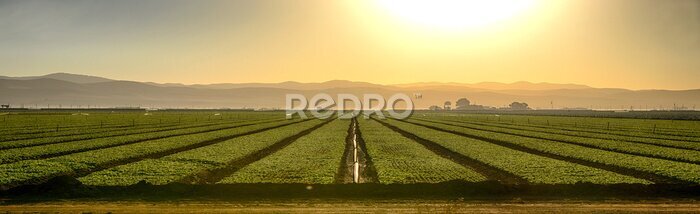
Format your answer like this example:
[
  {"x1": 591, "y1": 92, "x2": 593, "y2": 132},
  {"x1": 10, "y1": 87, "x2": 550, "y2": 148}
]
[{"x1": 375, "y1": 0, "x2": 540, "y2": 31}]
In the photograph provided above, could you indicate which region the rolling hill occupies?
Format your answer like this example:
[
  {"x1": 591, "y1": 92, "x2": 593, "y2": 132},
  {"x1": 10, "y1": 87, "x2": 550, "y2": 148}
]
[{"x1": 1, "y1": 73, "x2": 699, "y2": 110}]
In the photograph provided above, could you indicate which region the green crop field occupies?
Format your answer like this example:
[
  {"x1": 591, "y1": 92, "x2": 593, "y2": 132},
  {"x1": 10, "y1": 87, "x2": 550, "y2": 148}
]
[{"x1": 0, "y1": 110, "x2": 699, "y2": 199}]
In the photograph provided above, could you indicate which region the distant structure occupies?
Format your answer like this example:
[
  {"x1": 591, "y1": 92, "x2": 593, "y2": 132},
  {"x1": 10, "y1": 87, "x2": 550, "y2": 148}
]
[
  {"x1": 0, "y1": 104, "x2": 8, "y2": 109},
  {"x1": 443, "y1": 101, "x2": 452, "y2": 110},
  {"x1": 455, "y1": 98, "x2": 492, "y2": 110},
  {"x1": 509, "y1": 102, "x2": 530, "y2": 110},
  {"x1": 430, "y1": 99, "x2": 533, "y2": 111},
  {"x1": 456, "y1": 98, "x2": 471, "y2": 109}
]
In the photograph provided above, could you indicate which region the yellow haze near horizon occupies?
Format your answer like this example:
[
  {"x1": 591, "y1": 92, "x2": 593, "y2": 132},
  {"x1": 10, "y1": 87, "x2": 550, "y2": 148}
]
[{"x1": 1, "y1": 0, "x2": 699, "y2": 90}]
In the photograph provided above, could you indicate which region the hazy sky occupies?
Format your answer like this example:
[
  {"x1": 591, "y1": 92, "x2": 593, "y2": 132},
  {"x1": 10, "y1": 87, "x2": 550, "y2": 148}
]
[{"x1": 1, "y1": 0, "x2": 699, "y2": 89}]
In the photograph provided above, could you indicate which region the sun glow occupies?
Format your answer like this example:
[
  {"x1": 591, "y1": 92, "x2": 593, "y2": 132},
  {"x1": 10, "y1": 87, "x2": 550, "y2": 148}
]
[{"x1": 375, "y1": 0, "x2": 540, "y2": 31}]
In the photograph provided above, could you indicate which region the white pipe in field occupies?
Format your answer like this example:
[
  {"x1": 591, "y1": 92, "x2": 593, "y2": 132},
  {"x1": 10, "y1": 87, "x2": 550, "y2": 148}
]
[
  {"x1": 352, "y1": 121, "x2": 360, "y2": 183},
  {"x1": 353, "y1": 162, "x2": 359, "y2": 183}
]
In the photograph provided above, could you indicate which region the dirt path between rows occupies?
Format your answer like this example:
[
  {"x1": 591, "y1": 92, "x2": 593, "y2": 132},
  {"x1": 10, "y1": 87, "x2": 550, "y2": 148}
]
[{"x1": 336, "y1": 118, "x2": 378, "y2": 184}]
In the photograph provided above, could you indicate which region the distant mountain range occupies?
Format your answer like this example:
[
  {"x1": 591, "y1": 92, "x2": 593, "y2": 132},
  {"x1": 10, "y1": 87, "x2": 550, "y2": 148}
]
[
  {"x1": 390, "y1": 82, "x2": 591, "y2": 91},
  {"x1": 0, "y1": 73, "x2": 114, "y2": 84},
  {"x1": 1, "y1": 73, "x2": 699, "y2": 110}
]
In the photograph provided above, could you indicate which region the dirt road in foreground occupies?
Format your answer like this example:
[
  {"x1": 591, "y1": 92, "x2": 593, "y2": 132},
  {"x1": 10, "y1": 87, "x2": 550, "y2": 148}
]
[{"x1": 2, "y1": 200, "x2": 699, "y2": 213}]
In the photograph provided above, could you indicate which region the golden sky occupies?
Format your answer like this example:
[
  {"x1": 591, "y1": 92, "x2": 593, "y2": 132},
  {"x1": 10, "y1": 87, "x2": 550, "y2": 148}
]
[{"x1": 1, "y1": 0, "x2": 699, "y2": 89}]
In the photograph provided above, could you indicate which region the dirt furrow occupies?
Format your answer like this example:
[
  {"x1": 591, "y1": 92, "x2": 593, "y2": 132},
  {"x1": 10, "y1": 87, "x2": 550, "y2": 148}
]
[{"x1": 335, "y1": 118, "x2": 378, "y2": 184}]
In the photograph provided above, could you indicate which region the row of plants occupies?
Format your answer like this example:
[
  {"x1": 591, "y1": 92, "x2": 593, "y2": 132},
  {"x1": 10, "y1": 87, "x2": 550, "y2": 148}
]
[
  {"x1": 0, "y1": 119, "x2": 302, "y2": 187},
  {"x1": 0, "y1": 118, "x2": 270, "y2": 149},
  {"x1": 359, "y1": 119, "x2": 486, "y2": 184},
  {"x1": 0, "y1": 118, "x2": 284, "y2": 164},
  {"x1": 78, "y1": 119, "x2": 325, "y2": 186},
  {"x1": 219, "y1": 119, "x2": 348, "y2": 184},
  {"x1": 0, "y1": 122, "x2": 175, "y2": 142},
  {"x1": 404, "y1": 119, "x2": 700, "y2": 184},
  {"x1": 433, "y1": 117, "x2": 700, "y2": 150},
  {"x1": 424, "y1": 114, "x2": 700, "y2": 143},
  {"x1": 0, "y1": 112, "x2": 283, "y2": 137},
  {"x1": 383, "y1": 119, "x2": 650, "y2": 184},
  {"x1": 418, "y1": 113, "x2": 700, "y2": 138},
  {"x1": 416, "y1": 118, "x2": 700, "y2": 163}
]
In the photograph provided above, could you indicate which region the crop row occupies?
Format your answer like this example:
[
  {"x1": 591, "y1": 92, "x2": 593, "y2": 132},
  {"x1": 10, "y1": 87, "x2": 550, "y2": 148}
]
[
  {"x1": 430, "y1": 118, "x2": 700, "y2": 151},
  {"x1": 0, "y1": 112, "x2": 282, "y2": 136},
  {"x1": 425, "y1": 113, "x2": 700, "y2": 138},
  {"x1": 0, "y1": 114, "x2": 177, "y2": 134},
  {"x1": 359, "y1": 119, "x2": 486, "y2": 184},
  {"x1": 0, "y1": 119, "x2": 302, "y2": 187},
  {"x1": 0, "y1": 119, "x2": 259, "y2": 149},
  {"x1": 428, "y1": 115, "x2": 700, "y2": 143},
  {"x1": 404, "y1": 119, "x2": 700, "y2": 184},
  {"x1": 0, "y1": 121, "x2": 137, "y2": 140},
  {"x1": 79, "y1": 119, "x2": 325, "y2": 186},
  {"x1": 0, "y1": 113, "x2": 137, "y2": 129},
  {"x1": 219, "y1": 119, "x2": 349, "y2": 184},
  {"x1": 0, "y1": 113, "x2": 256, "y2": 142},
  {"x1": 416, "y1": 118, "x2": 700, "y2": 163},
  {"x1": 0, "y1": 122, "x2": 173, "y2": 142},
  {"x1": 0, "y1": 118, "x2": 285, "y2": 164},
  {"x1": 382, "y1": 119, "x2": 648, "y2": 184}
]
